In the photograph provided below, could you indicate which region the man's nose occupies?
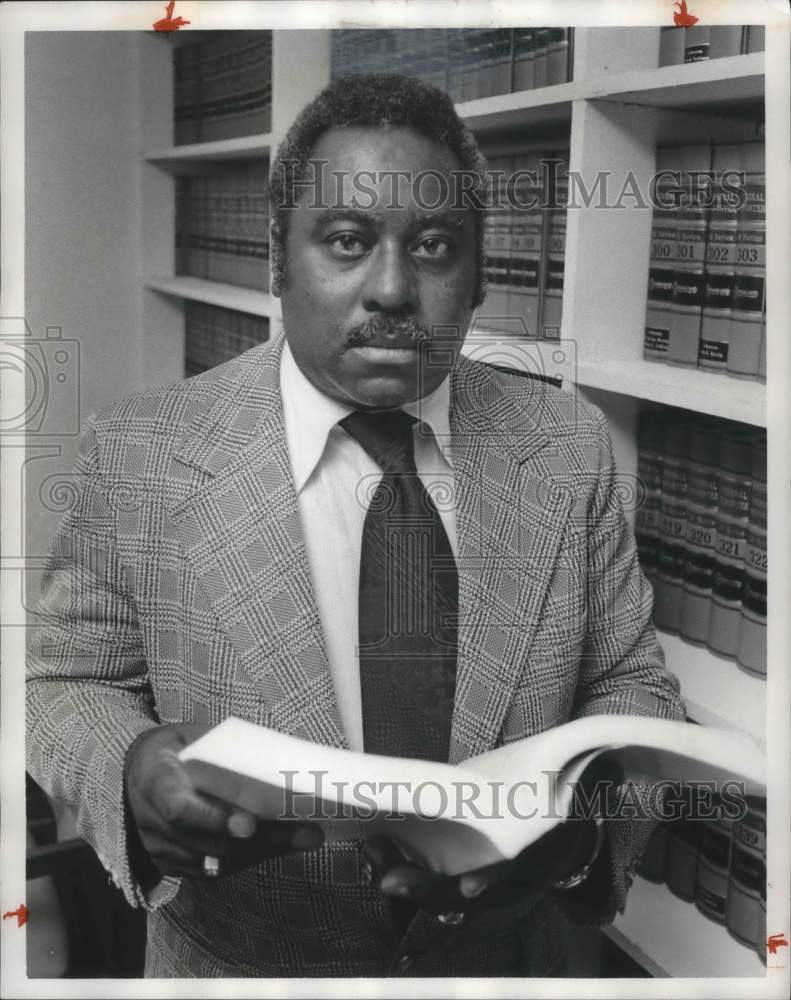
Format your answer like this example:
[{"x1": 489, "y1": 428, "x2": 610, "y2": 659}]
[{"x1": 361, "y1": 245, "x2": 418, "y2": 315}]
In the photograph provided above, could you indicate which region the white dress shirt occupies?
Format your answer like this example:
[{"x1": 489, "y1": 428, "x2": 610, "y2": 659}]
[{"x1": 280, "y1": 341, "x2": 458, "y2": 751}]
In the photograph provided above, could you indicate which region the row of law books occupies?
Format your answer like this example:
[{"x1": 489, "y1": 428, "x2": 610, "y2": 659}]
[
  {"x1": 659, "y1": 24, "x2": 765, "y2": 66},
  {"x1": 173, "y1": 31, "x2": 272, "y2": 145},
  {"x1": 635, "y1": 409, "x2": 766, "y2": 678},
  {"x1": 175, "y1": 164, "x2": 270, "y2": 291},
  {"x1": 330, "y1": 28, "x2": 573, "y2": 102},
  {"x1": 185, "y1": 302, "x2": 269, "y2": 377},
  {"x1": 638, "y1": 793, "x2": 766, "y2": 964},
  {"x1": 478, "y1": 149, "x2": 568, "y2": 340},
  {"x1": 644, "y1": 138, "x2": 765, "y2": 381}
]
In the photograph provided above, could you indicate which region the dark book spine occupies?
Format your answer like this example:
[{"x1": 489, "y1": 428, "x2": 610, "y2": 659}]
[
  {"x1": 654, "y1": 416, "x2": 691, "y2": 633},
  {"x1": 635, "y1": 410, "x2": 665, "y2": 580},
  {"x1": 727, "y1": 141, "x2": 766, "y2": 378},
  {"x1": 545, "y1": 28, "x2": 569, "y2": 86},
  {"x1": 508, "y1": 151, "x2": 543, "y2": 338},
  {"x1": 737, "y1": 435, "x2": 767, "y2": 677},
  {"x1": 679, "y1": 420, "x2": 721, "y2": 642},
  {"x1": 698, "y1": 143, "x2": 742, "y2": 371},
  {"x1": 725, "y1": 797, "x2": 766, "y2": 952},
  {"x1": 540, "y1": 151, "x2": 568, "y2": 340},
  {"x1": 637, "y1": 822, "x2": 669, "y2": 883},
  {"x1": 665, "y1": 818, "x2": 699, "y2": 902},
  {"x1": 668, "y1": 143, "x2": 711, "y2": 366},
  {"x1": 694, "y1": 818, "x2": 733, "y2": 923},
  {"x1": 644, "y1": 146, "x2": 679, "y2": 360},
  {"x1": 532, "y1": 28, "x2": 550, "y2": 88},
  {"x1": 708, "y1": 429, "x2": 753, "y2": 657},
  {"x1": 746, "y1": 26, "x2": 765, "y2": 53},
  {"x1": 491, "y1": 29, "x2": 513, "y2": 96}
]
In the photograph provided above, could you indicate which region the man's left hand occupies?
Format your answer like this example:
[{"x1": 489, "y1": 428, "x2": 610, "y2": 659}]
[{"x1": 364, "y1": 814, "x2": 598, "y2": 915}]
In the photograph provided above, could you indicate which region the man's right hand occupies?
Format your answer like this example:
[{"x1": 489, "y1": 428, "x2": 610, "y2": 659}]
[{"x1": 123, "y1": 723, "x2": 324, "y2": 880}]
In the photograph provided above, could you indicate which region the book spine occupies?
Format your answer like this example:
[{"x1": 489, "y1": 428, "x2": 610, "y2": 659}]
[
  {"x1": 644, "y1": 146, "x2": 679, "y2": 361},
  {"x1": 491, "y1": 29, "x2": 513, "y2": 96},
  {"x1": 545, "y1": 28, "x2": 569, "y2": 86},
  {"x1": 508, "y1": 151, "x2": 543, "y2": 338},
  {"x1": 725, "y1": 798, "x2": 766, "y2": 951},
  {"x1": 653, "y1": 416, "x2": 691, "y2": 633},
  {"x1": 532, "y1": 29, "x2": 550, "y2": 88},
  {"x1": 736, "y1": 435, "x2": 767, "y2": 677},
  {"x1": 684, "y1": 24, "x2": 711, "y2": 62},
  {"x1": 694, "y1": 818, "x2": 733, "y2": 924},
  {"x1": 174, "y1": 42, "x2": 201, "y2": 145},
  {"x1": 635, "y1": 410, "x2": 665, "y2": 581},
  {"x1": 540, "y1": 151, "x2": 568, "y2": 339},
  {"x1": 708, "y1": 429, "x2": 752, "y2": 657},
  {"x1": 727, "y1": 141, "x2": 766, "y2": 378},
  {"x1": 512, "y1": 28, "x2": 535, "y2": 91},
  {"x1": 746, "y1": 26, "x2": 765, "y2": 53},
  {"x1": 668, "y1": 143, "x2": 711, "y2": 366},
  {"x1": 658, "y1": 26, "x2": 685, "y2": 66},
  {"x1": 446, "y1": 29, "x2": 465, "y2": 103},
  {"x1": 757, "y1": 307, "x2": 766, "y2": 381},
  {"x1": 637, "y1": 822, "x2": 669, "y2": 883},
  {"x1": 665, "y1": 819, "x2": 699, "y2": 902},
  {"x1": 679, "y1": 420, "x2": 721, "y2": 643},
  {"x1": 478, "y1": 29, "x2": 497, "y2": 99},
  {"x1": 698, "y1": 143, "x2": 742, "y2": 371},
  {"x1": 481, "y1": 158, "x2": 510, "y2": 330},
  {"x1": 708, "y1": 25, "x2": 744, "y2": 60}
]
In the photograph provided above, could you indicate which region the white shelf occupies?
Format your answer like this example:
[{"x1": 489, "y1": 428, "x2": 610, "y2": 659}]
[
  {"x1": 459, "y1": 52, "x2": 763, "y2": 132},
  {"x1": 606, "y1": 875, "x2": 766, "y2": 978},
  {"x1": 145, "y1": 133, "x2": 272, "y2": 166},
  {"x1": 658, "y1": 630, "x2": 766, "y2": 747},
  {"x1": 146, "y1": 276, "x2": 275, "y2": 317},
  {"x1": 571, "y1": 360, "x2": 766, "y2": 428}
]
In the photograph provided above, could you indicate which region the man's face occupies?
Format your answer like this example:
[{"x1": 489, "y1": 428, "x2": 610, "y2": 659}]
[{"x1": 277, "y1": 126, "x2": 477, "y2": 409}]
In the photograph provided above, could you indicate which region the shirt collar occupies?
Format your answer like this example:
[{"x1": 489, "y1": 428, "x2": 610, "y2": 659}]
[{"x1": 280, "y1": 340, "x2": 453, "y2": 494}]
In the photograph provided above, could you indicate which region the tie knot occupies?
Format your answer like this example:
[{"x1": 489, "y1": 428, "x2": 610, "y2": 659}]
[{"x1": 340, "y1": 409, "x2": 418, "y2": 474}]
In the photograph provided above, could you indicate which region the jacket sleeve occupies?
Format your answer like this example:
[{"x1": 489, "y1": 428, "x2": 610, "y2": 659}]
[
  {"x1": 26, "y1": 414, "x2": 180, "y2": 910},
  {"x1": 559, "y1": 406, "x2": 686, "y2": 925}
]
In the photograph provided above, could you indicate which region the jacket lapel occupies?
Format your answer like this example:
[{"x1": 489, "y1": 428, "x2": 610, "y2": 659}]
[
  {"x1": 448, "y1": 359, "x2": 573, "y2": 764},
  {"x1": 167, "y1": 335, "x2": 347, "y2": 748}
]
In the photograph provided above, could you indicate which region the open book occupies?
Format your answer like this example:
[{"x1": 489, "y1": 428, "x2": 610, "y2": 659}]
[{"x1": 179, "y1": 715, "x2": 766, "y2": 876}]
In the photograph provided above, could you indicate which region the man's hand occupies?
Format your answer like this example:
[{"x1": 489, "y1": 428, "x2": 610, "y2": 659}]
[
  {"x1": 124, "y1": 723, "x2": 324, "y2": 881},
  {"x1": 364, "y1": 815, "x2": 598, "y2": 916}
]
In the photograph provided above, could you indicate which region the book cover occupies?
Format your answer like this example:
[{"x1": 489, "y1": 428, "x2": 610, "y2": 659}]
[
  {"x1": 727, "y1": 141, "x2": 766, "y2": 379},
  {"x1": 698, "y1": 143, "x2": 742, "y2": 371},
  {"x1": 678, "y1": 419, "x2": 721, "y2": 644},
  {"x1": 653, "y1": 415, "x2": 691, "y2": 633},
  {"x1": 179, "y1": 714, "x2": 765, "y2": 877},
  {"x1": 737, "y1": 435, "x2": 767, "y2": 677},
  {"x1": 708, "y1": 428, "x2": 753, "y2": 658},
  {"x1": 667, "y1": 143, "x2": 711, "y2": 366},
  {"x1": 643, "y1": 146, "x2": 679, "y2": 361}
]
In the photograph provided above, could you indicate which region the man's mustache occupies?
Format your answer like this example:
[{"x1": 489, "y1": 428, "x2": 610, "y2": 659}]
[{"x1": 345, "y1": 315, "x2": 431, "y2": 346}]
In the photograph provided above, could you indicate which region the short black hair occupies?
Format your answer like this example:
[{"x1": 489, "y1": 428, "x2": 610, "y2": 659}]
[{"x1": 268, "y1": 72, "x2": 488, "y2": 307}]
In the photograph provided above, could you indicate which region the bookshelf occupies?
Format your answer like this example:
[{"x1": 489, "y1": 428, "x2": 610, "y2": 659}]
[{"x1": 139, "y1": 25, "x2": 768, "y2": 978}]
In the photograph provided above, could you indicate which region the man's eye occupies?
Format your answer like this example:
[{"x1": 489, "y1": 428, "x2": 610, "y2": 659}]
[
  {"x1": 413, "y1": 236, "x2": 452, "y2": 259},
  {"x1": 327, "y1": 233, "x2": 367, "y2": 257}
]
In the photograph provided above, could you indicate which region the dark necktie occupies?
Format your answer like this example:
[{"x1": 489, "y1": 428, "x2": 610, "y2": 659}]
[{"x1": 339, "y1": 409, "x2": 458, "y2": 763}]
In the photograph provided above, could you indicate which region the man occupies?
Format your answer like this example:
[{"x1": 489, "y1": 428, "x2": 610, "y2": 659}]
[{"x1": 27, "y1": 72, "x2": 684, "y2": 977}]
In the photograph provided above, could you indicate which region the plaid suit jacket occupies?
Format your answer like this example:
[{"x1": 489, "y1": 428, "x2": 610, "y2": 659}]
[{"x1": 27, "y1": 332, "x2": 684, "y2": 977}]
